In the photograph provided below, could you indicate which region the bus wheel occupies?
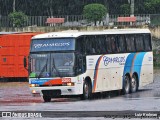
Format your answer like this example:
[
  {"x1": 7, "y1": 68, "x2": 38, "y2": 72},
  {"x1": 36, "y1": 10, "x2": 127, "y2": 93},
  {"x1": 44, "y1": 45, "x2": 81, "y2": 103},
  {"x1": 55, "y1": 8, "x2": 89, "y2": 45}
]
[
  {"x1": 43, "y1": 96, "x2": 51, "y2": 102},
  {"x1": 130, "y1": 74, "x2": 138, "y2": 93},
  {"x1": 81, "y1": 81, "x2": 92, "y2": 100},
  {"x1": 123, "y1": 75, "x2": 131, "y2": 94}
]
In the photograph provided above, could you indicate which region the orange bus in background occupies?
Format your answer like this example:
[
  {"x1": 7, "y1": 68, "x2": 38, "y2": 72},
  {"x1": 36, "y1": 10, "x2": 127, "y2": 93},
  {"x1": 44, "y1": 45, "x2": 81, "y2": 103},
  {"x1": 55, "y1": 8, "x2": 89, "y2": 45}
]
[{"x1": 0, "y1": 32, "x2": 42, "y2": 81}]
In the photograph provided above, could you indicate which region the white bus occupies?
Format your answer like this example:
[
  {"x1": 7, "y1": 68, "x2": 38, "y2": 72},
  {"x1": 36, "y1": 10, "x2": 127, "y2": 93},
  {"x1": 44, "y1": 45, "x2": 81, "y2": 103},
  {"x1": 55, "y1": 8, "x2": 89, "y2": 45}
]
[{"x1": 27, "y1": 29, "x2": 153, "y2": 102}]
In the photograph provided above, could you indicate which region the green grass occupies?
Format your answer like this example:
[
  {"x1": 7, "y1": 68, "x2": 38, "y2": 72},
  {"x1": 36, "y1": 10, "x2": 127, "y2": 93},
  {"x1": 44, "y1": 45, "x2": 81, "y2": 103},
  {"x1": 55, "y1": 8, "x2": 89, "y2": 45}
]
[
  {"x1": 151, "y1": 15, "x2": 160, "y2": 25},
  {"x1": 153, "y1": 50, "x2": 160, "y2": 68}
]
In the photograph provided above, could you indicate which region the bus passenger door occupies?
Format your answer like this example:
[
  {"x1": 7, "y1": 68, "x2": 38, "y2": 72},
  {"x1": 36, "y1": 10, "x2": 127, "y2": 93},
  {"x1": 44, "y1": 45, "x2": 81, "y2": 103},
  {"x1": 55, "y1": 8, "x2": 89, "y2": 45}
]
[{"x1": 75, "y1": 54, "x2": 86, "y2": 75}]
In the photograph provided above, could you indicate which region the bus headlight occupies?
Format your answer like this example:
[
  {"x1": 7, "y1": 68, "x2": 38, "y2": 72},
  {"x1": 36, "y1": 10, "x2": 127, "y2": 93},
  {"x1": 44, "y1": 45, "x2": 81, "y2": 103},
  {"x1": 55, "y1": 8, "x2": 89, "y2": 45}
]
[
  {"x1": 32, "y1": 90, "x2": 37, "y2": 94},
  {"x1": 67, "y1": 82, "x2": 74, "y2": 86},
  {"x1": 31, "y1": 90, "x2": 40, "y2": 97},
  {"x1": 29, "y1": 84, "x2": 39, "y2": 87}
]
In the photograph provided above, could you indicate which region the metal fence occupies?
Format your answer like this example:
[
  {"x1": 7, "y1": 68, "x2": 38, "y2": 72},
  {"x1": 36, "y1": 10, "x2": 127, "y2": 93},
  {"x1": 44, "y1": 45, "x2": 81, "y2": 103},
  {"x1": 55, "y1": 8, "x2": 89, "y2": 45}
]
[{"x1": 0, "y1": 14, "x2": 160, "y2": 28}]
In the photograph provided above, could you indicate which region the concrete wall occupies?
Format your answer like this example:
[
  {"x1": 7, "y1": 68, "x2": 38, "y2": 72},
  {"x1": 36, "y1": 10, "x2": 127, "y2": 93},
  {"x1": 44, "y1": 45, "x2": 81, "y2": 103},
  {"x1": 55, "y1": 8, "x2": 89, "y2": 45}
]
[{"x1": 1, "y1": 25, "x2": 160, "y2": 39}]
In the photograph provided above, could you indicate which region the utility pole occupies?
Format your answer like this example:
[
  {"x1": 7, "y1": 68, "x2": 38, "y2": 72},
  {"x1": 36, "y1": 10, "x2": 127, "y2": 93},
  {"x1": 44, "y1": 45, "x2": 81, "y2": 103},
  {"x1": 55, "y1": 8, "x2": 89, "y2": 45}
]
[
  {"x1": 128, "y1": 0, "x2": 134, "y2": 16},
  {"x1": 13, "y1": 0, "x2": 16, "y2": 12},
  {"x1": 130, "y1": 0, "x2": 134, "y2": 16},
  {"x1": 12, "y1": 0, "x2": 16, "y2": 27},
  {"x1": 128, "y1": 0, "x2": 134, "y2": 25}
]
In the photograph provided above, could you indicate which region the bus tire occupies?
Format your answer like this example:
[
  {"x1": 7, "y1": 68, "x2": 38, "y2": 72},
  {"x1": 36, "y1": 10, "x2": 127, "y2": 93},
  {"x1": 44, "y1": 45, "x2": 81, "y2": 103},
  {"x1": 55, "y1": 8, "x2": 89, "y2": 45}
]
[
  {"x1": 130, "y1": 74, "x2": 138, "y2": 93},
  {"x1": 123, "y1": 75, "x2": 131, "y2": 94},
  {"x1": 81, "y1": 80, "x2": 92, "y2": 100},
  {"x1": 43, "y1": 96, "x2": 51, "y2": 102}
]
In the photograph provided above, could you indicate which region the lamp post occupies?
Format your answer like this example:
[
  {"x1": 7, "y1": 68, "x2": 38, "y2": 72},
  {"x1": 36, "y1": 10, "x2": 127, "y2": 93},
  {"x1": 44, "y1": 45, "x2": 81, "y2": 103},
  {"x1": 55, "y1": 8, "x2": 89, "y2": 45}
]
[
  {"x1": 0, "y1": 14, "x2": 1, "y2": 29},
  {"x1": 13, "y1": 0, "x2": 16, "y2": 12},
  {"x1": 128, "y1": 0, "x2": 134, "y2": 16},
  {"x1": 128, "y1": 0, "x2": 134, "y2": 25},
  {"x1": 130, "y1": 0, "x2": 134, "y2": 17}
]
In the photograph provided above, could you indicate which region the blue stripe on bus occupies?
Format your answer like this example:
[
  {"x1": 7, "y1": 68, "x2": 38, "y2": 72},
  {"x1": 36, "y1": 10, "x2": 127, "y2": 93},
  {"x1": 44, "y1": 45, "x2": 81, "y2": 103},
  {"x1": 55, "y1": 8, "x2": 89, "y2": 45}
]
[
  {"x1": 123, "y1": 53, "x2": 135, "y2": 77},
  {"x1": 132, "y1": 52, "x2": 146, "y2": 80},
  {"x1": 123, "y1": 52, "x2": 146, "y2": 87}
]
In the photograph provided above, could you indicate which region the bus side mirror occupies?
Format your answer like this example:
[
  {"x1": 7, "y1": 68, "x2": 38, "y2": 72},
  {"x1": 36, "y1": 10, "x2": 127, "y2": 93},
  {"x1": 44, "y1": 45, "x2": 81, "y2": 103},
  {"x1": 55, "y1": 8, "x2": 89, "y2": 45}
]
[{"x1": 23, "y1": 56, "x2": 27, "y2": 68}]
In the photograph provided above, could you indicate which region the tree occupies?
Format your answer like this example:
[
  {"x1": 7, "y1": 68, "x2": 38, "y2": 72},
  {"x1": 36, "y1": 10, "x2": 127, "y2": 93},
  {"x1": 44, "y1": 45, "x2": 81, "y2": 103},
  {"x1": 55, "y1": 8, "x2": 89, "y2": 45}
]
[
  {"x1": 144, "y1": 0, "x2": 160, "y2": 14},
  {"x1": 120, "y1": 4, "x2": 130, "y2": 14},
  {"x1": 8, "y1": 11, "x2": 28, "y2": 27},
  {"x1": 1, "y1": 0, "x2": 160, "y2": 16},
  {"x1": 83, "y1": 3, "x2": 107, "y2": 26}
]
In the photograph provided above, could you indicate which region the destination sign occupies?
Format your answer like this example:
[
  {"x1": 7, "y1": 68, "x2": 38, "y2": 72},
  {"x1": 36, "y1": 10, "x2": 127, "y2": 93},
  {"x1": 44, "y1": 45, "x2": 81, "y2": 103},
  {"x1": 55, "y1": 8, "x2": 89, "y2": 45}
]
[{"x1": 31, "y1": 38, "x2": 75, "y2": 52}]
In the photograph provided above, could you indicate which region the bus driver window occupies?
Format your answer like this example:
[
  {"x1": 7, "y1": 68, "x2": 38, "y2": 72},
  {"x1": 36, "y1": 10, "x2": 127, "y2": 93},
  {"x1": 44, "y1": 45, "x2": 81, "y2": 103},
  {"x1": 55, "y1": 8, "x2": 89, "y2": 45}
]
[{"x1": 64, "y1": 57, "x2": 73, "y2": 66}]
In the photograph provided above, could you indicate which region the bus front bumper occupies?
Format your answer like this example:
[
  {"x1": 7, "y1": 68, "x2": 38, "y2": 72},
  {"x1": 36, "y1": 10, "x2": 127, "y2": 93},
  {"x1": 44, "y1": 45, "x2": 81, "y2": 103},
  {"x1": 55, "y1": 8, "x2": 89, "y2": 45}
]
[{"x1": 30, "y1": 86, "x2": 78, "y2": 97}]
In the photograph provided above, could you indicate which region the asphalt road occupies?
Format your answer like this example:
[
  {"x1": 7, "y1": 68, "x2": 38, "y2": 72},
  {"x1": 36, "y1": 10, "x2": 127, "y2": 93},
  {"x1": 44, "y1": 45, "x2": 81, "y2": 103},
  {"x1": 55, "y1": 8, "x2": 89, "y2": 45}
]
[{"x1": 0, "y1": 69, "x2": 160, "y2": 119}]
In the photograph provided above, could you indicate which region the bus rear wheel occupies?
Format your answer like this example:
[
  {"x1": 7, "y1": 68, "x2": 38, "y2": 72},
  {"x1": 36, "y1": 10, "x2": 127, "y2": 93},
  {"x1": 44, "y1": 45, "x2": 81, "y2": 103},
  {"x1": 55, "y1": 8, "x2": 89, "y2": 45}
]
[
  {"x1": 43, "y1": 96, "x2": 51, "y2": 102},
  {"x1": 81, "y1": 80, "x2": 92, "y2": 100},
  {"x1": 123, "y1": 75, "x2": 131, "y2": 94},
  {"x1": 130, "y1": 74, "x2": 138, "y2": 93}
]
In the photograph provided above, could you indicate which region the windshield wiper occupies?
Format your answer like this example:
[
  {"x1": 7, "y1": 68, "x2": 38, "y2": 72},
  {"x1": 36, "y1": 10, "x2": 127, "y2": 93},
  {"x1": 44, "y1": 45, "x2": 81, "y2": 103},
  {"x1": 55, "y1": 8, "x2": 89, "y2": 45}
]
[
  {"x1": 52, "y1": 58, "x2": 62, "y2": 77},
  {"x1": 38, "y1": 59, "x2": 48, "y2": 78}
]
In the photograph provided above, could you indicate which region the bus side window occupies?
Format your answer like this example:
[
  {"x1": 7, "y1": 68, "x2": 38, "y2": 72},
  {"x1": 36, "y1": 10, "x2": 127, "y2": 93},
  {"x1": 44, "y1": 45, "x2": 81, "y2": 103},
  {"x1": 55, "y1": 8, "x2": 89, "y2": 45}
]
[
  {"x1": 131, "y1": 35, "x2": 136, "y2": 52},
  {"x1": 105, "y1": 36, "x2": 112, "y2": 54},
  {"x1": 85, "y1": 37, "x2": 91, "y2": 54},
  {"x1": 135, "y1": 34, "x2": 145, "y2": 52},
  {"x1": 110, "y1": 36, "x2": 118, "y2": 53},
  {"x1": 144, "y1": 34, "x2": 152, "y2": 51},
  {"x1": 94, "y1": 36, "x2": 99, "y2": 54},
  {"x1": 117, "y1": 35, "x2": 126, "y2": 53},
  {"x1": 111, "y1": 37, "x2": 115, "y2": 53},
  {"x1": 126, "y1": 35, "x2": 136, "y2": 52},
  {"x1": 76, "y1": 36, "x2": 85, "y2": 53},
  {"x1": 85, "y1": 36, "x2": 95, "y2": 55},
  {"x1": 94, "y1": 35, "x2": 106, "y2": 54},
  {"x1": 92, "y1": 36, "x2": 96, "y2": 54},
  {"x1": 100, "y1": 36, "x2": 107, "y2": 54}
]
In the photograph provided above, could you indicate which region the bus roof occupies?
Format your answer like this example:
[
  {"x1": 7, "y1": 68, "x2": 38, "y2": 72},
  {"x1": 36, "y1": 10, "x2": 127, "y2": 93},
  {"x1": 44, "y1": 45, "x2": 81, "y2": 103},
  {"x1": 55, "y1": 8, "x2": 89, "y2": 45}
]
[
  {"x1": 0, "y1": 32, "x2": 42, "y2": 36},
  {"x1": 0, "y1": 32, "x2": 20, "y2": 35},
  {"x1": 9, "y1": 32, "x2": 43, "y2": 36},
  {"x1": 32, "y1": 29, "x2": 151, "y2": 39}
]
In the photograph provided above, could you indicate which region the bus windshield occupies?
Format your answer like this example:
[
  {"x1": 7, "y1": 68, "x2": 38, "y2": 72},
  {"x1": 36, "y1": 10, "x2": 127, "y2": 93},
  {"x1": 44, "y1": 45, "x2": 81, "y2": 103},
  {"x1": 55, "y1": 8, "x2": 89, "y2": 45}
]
[{"x1": 29, "y1": 53, "x2": 75, "y2": 78}]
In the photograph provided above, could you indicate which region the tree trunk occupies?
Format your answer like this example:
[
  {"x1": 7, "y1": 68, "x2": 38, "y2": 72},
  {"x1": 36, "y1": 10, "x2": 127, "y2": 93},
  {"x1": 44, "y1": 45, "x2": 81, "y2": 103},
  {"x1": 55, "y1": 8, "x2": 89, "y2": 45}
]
[
  {"x1": 13, "y1": 0, "x2": 16, "y2": 12},
  {"x1": 94, "y1": 21, "x2": 97, "y2": 26}
]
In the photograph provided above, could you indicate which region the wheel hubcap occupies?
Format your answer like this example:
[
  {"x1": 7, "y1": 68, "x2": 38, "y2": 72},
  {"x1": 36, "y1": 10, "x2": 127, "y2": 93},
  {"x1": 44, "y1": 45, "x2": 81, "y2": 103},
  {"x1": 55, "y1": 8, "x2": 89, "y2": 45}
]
[
  {"x1": 125, "y1": 83, "x2": 129, "y2": 91},
  {"x1": 125, "y1": 78, "x2": 129, "y2": 91},
  {"x1": 84, "y1": 84, "x2": 89, "y2": 97},
  {"x1": 131, "y1": 77, "x2": 136, "y2": 91}
]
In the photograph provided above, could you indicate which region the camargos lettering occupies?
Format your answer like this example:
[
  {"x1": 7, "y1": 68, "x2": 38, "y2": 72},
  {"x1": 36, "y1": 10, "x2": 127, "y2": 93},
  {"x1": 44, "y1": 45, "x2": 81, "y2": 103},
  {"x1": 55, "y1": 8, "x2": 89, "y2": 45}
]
[
  {"x1": 34, "y1": 42, "x2": 70, "y2": 49},
  {"x1": 103, "y1": 56, "x2": 126, "y2": 66}
]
